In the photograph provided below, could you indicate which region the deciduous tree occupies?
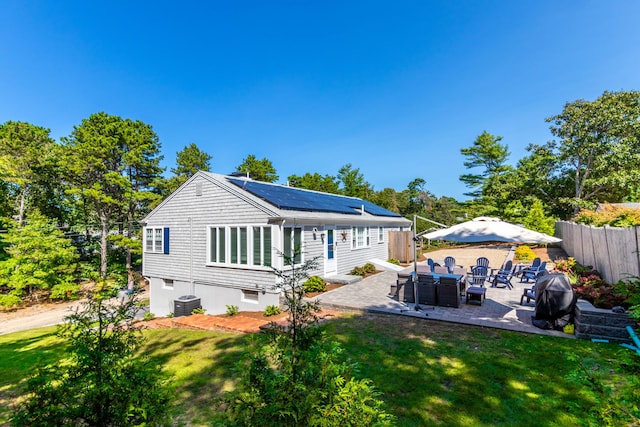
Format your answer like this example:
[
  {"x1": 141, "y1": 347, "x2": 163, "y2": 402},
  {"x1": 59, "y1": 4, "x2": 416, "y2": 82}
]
[{"x1": 546, "y1": 90, "x2": 640, "y2": 213}]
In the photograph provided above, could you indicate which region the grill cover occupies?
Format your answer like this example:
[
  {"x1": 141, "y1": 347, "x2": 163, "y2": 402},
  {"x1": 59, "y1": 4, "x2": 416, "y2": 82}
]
[{"x1": 533, "y1": 273, "x2": 576, "y2": 329}]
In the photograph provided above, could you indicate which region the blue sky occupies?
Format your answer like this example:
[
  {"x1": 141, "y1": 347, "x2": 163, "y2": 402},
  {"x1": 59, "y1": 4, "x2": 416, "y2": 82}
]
[{"x1": 1, "y1": 1, "x2": 639, "y2": 200}]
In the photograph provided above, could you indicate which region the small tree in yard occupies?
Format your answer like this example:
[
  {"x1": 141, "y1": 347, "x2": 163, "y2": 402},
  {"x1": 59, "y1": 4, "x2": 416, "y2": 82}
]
[
  {"x1": 0, "y1": 210, "x2": 79, "y2": 305},
  {"x1": 11, "y1": 291, "x2": 171, "y2": 427},
  {"x1": 219, "y1": 253, "x2": 394, "y2": 426}
]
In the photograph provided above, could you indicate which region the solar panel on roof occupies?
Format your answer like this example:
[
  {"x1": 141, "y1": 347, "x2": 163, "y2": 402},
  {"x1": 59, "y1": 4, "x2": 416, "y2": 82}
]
[{"x1": 227, "y1": 178, "x2": 401, "y2": 217}]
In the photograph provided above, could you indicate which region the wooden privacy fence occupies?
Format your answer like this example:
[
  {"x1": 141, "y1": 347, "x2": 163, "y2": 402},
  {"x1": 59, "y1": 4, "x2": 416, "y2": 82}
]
[
  {"x1": 389, "y1": 230, "x2": 415, "y2": 263},
  {"x1": 557, "y1": 221, "x2": 640, "y2": 284}
]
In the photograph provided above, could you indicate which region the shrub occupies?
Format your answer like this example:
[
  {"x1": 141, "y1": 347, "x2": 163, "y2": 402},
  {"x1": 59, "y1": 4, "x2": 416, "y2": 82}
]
[
  {"x1": 226, "y1": 305, "x2": 239, "y2": 316},
  {"x1": 351, "y1": 263, "x2": 377, "y2": 277},
  {"x1": 49, "y1": 283, "x2": 81, "y2": 300},
  {"x1": 387, "y1": 258, "x2": 401, "y2": 266},
  {"x1": 166, "y1": 312, "x2": 174, "y2": 318},
  {"x1": 0, "y1": 293, "x2": 22, "y2": 309},
  {"x1": 514, "y1": 245, "x2": 537, "y2": 261},
  {"x1": 191, "y1": 307, "x2": 206, "y2": 315},
  {"x1": 574, "y1": 204, "x2": 640, "y2": 227},
  {"x1": 553, "y1": 257, "x2": 629, "y2": 309},
  {"x1": 143, "y1": 311, "x2": 155, "y2": 321},
  {"x1": 303, "y1": 276, "x2": 326, "y2": 293},
  {"x1": 219, "y1": 253, "x2": 394, "y2": 426},
  {"x1": 264, "y1": 305, "x2": 281, "y2": 316},
  {"x1": 11, "y1": 292, "x2": 170, "y2": 426}
]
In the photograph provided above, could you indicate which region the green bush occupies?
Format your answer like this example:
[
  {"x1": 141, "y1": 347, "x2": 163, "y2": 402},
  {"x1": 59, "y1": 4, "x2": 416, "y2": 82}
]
[
  {"x1": 226, "y1": 305, "x2": 239, "y2": 316},
  {"x1": 0, "y1": 293, "x2": 22, "y2": 309},
  {"x1": 387, "y1": 258, "x2": 401, "y2": 266},
  {"x1": 191, "y1": 307, "x2": 206, "y2": 315},
  {"x1": 351, "y1": 263, "x2": 377, "y2": 277},
  {"x1": 574, "y1": 204, "x2": 640, "y2": 227},
  {"x1": 303, "y1": 276, "x2": 326, "y2": 293},
  {"x1": 514, "y1": 245, "x2": 537, "y2": 261},
  {"x1": 264, "y1": 305, "x2": 281, "y2": 316},
  {"x1": 49, "y1": 283, "x2": 81, "y2": 300},
  {"x1": 143, "y1": 311, "x2": 155, "y2": 321}
]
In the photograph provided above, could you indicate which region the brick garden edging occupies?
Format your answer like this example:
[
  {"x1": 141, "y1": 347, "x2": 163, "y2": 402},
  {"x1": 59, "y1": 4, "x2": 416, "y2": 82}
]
[{"x1": 574, "y1": 299, "x2": 636, "y2": 344}]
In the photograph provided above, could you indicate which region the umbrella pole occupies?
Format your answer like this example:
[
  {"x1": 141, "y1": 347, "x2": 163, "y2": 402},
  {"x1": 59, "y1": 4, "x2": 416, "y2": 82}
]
[{"x1": 412, "y1": 215, "x2": 426, "y2": 314}]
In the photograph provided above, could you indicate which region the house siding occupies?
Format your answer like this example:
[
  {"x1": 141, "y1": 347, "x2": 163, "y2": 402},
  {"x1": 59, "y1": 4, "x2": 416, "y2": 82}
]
[
  {"x1": 144, "y1": 175, "x2": 280, "y2": 315},
  {"x1": 143, "y1": 172, "x2": 410, "y2": 315}
]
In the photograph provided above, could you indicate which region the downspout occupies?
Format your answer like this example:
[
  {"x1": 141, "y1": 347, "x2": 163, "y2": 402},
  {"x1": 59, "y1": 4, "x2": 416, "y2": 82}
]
[{"x1": 189, "y1": 217, "x2": 194, "y2": 295}]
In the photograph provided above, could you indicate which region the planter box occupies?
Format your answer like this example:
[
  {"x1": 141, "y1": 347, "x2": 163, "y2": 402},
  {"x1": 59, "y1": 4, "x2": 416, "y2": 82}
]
[{"x1": 574, "y1": 299, "x2": 636, "y2": 344}]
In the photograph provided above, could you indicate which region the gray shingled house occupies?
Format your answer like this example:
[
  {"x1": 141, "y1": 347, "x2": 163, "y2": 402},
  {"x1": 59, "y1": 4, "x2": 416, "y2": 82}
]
[{"x1": 142, "y1": 171, "x2": 411, "y2": 316}]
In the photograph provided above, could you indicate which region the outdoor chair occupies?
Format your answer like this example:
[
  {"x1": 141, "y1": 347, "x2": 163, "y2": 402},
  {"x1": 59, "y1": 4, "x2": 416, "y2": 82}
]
[
  {"x1": 465, "y1": 265, "x2": 488, "y2": 305},
  {"x1": 519, "y1": 257, "x2": 541, "y2": 278},
  {"x1": 469, "y1": 265, "x2": 489, "y2": 286},
  {"x1": 427, "y1": 258, "x2": 436, "y2": 272},
  {"x1": 473, "y1": 257, "x2": 490, "y2": 270},
  {"x1": 451, "y1": 266, "x2": 467, "y2": 296},
  {"x1": 396, "y1": 272, "x2": 415, "y2": 303},
  {"x1": 488, "y1": 260, "x2": 512, "y2": 283},
  {"x1": 438, "y1": 276, "x2": 461, "y2": 308},
  {"x1": 417, "y1": 274, "x2": 437, "y2": 305},
  {"x1": 521, "y1": 261, "x2": 547, "y2": 283},
  {"x1": 444, "y1": 256, "x2": 457, "y2": 273},
  {"x1": 520, "y1": 285, "x2": 536, "y2": 305},
  {"x1": 491, "y1": 261, "x2": 517, "y2": 290}
]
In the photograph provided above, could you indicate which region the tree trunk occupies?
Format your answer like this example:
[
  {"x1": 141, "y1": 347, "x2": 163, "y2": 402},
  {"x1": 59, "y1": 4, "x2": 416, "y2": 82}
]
[
  {"x1": 17, "y1": 187, "x2": 27, "y2": 227},
  {"x1": 100, "y1": 214, "x2": 108, "y2": 279}
]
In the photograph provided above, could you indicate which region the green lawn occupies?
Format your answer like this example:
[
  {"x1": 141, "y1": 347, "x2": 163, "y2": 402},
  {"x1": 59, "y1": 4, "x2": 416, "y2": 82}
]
[{"x1": 0, "y1": 313, "x2": 634, "y2": 426}]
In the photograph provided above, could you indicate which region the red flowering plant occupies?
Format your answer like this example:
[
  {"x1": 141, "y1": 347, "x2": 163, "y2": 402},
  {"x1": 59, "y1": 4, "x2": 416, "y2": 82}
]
[{"x1": 553, "y1": 257, "x2": 628, "y2": 309}]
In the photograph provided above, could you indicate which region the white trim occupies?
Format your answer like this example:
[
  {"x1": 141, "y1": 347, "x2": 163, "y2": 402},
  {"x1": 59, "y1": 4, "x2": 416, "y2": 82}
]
[
  {"x1": 350, "y1": 226, "x2": 370, "y2": 250},
  {"x1": 144, "y1": 226, "x2": 164, "y2": 253},
  {"x1": 206, "y1": 224, "x2": 274, "y2": 268}
]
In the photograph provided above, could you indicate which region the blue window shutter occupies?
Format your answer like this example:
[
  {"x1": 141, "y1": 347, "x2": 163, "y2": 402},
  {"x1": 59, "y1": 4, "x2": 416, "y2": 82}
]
[{"x1": 163, "y1": 227, "x2": 170, "y2": 254}]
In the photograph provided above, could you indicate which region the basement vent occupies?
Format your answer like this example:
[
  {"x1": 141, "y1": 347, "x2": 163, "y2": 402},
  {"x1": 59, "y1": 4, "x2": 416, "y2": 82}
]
[{"x1": 242, "y1": 290, "x2": 259, "y2": 303}]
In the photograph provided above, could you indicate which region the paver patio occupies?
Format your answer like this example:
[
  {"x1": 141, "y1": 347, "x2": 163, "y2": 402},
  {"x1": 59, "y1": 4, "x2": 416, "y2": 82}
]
[{"x1": 309, "y1": 245, "x2": 570, "y2": 338}]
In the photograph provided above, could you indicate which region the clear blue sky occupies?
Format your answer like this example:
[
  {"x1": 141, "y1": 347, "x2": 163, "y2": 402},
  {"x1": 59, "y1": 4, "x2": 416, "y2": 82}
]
[{"x1": 2, "y1": 1, "x2": 639, "y2": 201}]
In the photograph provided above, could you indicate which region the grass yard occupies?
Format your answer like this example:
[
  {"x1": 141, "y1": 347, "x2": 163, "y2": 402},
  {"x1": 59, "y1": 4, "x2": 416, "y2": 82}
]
[{"x1": 0, "y1": 313, "x2": 635, "y2": 426}]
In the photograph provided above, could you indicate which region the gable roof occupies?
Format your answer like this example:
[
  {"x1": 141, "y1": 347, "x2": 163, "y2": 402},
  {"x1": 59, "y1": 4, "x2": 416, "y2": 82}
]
[{"x1": 226, "y1": 177, "x2": 402, "y2": 217}]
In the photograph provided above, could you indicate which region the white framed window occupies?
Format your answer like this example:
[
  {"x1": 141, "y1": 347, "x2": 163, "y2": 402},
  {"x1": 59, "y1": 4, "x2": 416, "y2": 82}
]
[
  {"x1": 378, "y1": 226, "x2": 385, "y2": 243},
  {"x1": 242, "y1": 290, "x2": 259, "y2": 303},
  {"x1": 283, "y1": 226, "x2": 303, "y2": 265},
  {"x1": 208, "y1": 225, "x2": 272, "y2": 267},
  {"x1": 351, "y1": 226, "x2": 370, "y2": 249},
  {"x1": 145, "y1": 227, "x2": 168, "y2": 253}
]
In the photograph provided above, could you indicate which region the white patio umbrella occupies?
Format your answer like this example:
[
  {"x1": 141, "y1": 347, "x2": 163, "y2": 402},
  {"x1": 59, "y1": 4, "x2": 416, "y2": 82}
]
[{"x1": 421, "y1": 216, "x2": 561, "y2": 244}]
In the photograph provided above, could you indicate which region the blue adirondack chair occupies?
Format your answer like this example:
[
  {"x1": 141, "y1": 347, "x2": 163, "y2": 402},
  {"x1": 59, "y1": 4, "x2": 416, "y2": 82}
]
[{"x1": 521, "y1": 261, "x2": 547, "y2": 283}]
